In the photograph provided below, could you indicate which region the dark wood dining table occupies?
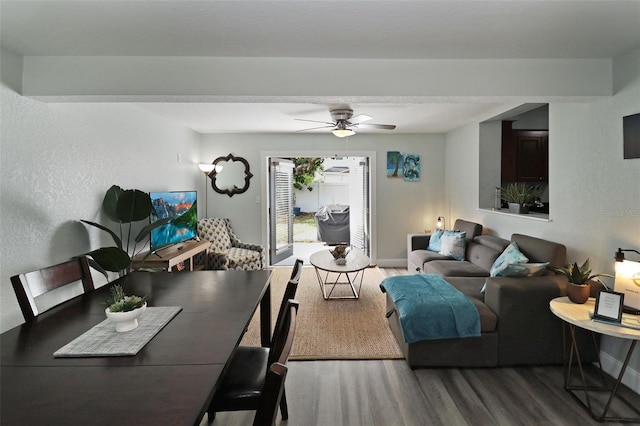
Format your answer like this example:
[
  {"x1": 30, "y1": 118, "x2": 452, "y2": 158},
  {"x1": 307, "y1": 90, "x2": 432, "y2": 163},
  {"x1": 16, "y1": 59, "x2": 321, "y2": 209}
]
[{"x1": 0, "y1": 269, "x2": 272, "y2": 426}]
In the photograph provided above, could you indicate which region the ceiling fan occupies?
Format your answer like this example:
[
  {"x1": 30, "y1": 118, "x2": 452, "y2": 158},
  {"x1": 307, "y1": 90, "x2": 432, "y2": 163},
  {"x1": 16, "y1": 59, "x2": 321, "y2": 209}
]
[{"x1": 295, "y1": 109, "x2": 396, "y2": 138}]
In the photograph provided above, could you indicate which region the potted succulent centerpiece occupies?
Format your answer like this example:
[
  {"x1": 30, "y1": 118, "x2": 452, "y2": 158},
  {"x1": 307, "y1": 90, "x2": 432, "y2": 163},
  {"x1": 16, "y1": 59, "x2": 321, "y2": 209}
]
[
  {"x1": 549, "y1": 259, "x2": 613, "y2": 304},
  {"x1": 500, "y1": 182, "x2": 544, "y2": 214},
  {"x1": 105, "y1": 284, "x2": 148, "y2": 332}
]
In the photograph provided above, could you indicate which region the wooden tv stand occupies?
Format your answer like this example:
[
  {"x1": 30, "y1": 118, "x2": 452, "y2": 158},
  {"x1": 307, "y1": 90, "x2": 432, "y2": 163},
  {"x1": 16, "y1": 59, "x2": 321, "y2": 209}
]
[{"x1": 131, "y1": 239, "x2": 209, "y2": 272}]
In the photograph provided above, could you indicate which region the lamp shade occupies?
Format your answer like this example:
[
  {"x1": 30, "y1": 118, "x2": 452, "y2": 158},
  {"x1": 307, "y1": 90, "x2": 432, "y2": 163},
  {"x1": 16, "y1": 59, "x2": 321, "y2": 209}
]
[{"x1": 198, "y1": 163, "x2": 215, "y2": 173}]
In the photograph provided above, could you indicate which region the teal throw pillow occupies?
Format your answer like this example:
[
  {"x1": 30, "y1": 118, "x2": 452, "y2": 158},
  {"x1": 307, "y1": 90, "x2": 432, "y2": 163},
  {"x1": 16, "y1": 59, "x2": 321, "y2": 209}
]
[
  {"x1": 439, "y1": 231, "x2": 467, "y2": 261},
  {"x1": 499, "y1": 262, "x2": 550, "y2": 277},
  {"x1": 427, "y1": 229, "x2": 444, "y2": 252},
  {"x1": 482, "y1": 262, "x2": 550, "y2": 293},
  {"x1": 490, "y1": 242, "x2": 529, "y2": 277}
]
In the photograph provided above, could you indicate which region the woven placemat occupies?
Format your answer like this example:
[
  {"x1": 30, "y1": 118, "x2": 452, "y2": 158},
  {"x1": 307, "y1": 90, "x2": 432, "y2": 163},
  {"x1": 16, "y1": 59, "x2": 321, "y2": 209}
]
[{"x1": 54, "y1": 306, "x2": 182, "y2": 357}]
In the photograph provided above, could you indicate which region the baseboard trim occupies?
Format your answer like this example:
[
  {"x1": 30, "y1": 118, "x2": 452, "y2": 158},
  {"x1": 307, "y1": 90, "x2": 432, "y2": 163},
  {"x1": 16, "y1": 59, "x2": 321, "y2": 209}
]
[{"x1": 600, "y1": 349, "x2": 640, "y2": 395}]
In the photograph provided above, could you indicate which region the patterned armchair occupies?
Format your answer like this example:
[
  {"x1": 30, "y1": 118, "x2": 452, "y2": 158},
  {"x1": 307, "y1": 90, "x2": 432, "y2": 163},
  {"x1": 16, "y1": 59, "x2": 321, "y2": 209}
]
[{"x1": 197, "y1": 218, "x2": 264, "y2": 270}]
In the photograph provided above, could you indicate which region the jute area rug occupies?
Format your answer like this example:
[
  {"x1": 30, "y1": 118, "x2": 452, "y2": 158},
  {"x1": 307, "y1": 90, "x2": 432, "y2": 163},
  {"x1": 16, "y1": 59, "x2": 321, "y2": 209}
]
[{"x1": 240, "y1": 266, "x2": 403, "y2": 360}]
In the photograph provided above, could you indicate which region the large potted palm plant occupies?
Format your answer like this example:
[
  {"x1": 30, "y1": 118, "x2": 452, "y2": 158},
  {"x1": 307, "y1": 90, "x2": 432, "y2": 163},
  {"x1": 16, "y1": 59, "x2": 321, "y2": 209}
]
[{"x1": 81, "y1": 185, "x2": 170, "y2": 278}]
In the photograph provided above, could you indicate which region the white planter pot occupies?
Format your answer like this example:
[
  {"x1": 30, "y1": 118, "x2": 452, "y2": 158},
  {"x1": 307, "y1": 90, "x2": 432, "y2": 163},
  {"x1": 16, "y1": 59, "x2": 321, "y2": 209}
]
[
  {"x1": 508, "y1": 203, "x2": 529, "y2": 214},
  {"x1": 105, "y1": 303, "x2": 147, "y2": 332}
]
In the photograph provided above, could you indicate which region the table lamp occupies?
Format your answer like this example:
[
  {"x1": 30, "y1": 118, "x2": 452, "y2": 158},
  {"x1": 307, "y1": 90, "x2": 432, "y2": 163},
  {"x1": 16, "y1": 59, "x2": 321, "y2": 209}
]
[{"x1": 614, "y1": 247, "x2": 640, "y2": 315}]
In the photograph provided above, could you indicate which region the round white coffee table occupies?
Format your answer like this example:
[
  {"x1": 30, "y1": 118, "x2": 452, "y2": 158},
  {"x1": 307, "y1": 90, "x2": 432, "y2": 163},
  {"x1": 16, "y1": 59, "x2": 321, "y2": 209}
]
[{"x1": 309, "y1": 248, "x2": 370, "y2": 300}]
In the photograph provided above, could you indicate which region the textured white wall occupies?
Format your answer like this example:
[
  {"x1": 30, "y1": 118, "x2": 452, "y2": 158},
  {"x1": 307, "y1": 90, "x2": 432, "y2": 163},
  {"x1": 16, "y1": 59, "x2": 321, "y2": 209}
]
[
  {"x1": 1, "y1": 69, "x2": 201, "y2": 332},
  {"x1": 445, "y1": 49, "x2": 640, "y2": 392}
]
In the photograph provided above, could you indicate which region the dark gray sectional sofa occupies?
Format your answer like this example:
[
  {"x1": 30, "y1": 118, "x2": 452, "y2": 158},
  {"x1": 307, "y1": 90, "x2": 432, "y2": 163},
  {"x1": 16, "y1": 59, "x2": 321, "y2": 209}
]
[{"x1": 388, "y1": 219, "x2": 597, "y2": 368}]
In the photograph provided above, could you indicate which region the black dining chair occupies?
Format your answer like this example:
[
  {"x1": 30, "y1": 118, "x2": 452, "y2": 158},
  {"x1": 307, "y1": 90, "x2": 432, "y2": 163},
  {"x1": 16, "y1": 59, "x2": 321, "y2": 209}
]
[
  {"x1": 10, "y1": 256, "x2": 95, "y2": 321},
  {"x1": 253, "y1": 362, "x2": 288, "y2": 426},
  {"x1": 208, "y1": 299, "x2": 299, "y2": 423},
  {"x1": 290, "y1": 258, "x2": 304, "y2": 284}
]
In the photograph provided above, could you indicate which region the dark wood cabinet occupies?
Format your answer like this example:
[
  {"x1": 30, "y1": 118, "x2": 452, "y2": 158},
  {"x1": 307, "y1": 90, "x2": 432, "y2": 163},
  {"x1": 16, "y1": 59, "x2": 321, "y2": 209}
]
[{"x1": 501, "y1": 121, "x2": 548, "y2": 182}]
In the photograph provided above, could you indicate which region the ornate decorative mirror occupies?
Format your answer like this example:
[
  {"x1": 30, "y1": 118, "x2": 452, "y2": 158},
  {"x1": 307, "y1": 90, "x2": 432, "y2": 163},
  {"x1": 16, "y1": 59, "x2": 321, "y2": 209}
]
[{"x1": 209, "y1": 154, "x2": 253, "y2": 197}]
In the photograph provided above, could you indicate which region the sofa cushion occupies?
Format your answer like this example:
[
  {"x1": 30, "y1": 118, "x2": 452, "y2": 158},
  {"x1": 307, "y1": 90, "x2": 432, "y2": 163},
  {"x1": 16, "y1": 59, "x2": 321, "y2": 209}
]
[
  {"x1": 511, "y1": 233, "x2": 567, "y2": 267},
  {"x1": 444, "y1": 277, "x2": 497, "y2": 333},
  {"x1": 465, "y1": 237, "x2": 509, "y2": 272},
  {"x1": 490, "y1": 242, "x2": 529, "y2": 277},
  {"x1": 500, "y1": 262, "x2": 549, "y2": 277},
  {"x1": 408, "y1": 249, "x2": 451, "y2": 271},
  {"x1": 439, "y1": 231, "x2": 466, "y2": 260},
  {"x1": 427, "y1": 229, "x2": 444, "y2": 251},
  {"x1": 424, "y1": 260, "x2": 490, "y2": 277},
  {"x1": 451, "y1": 219, "x2": 483, "y2": 241}
]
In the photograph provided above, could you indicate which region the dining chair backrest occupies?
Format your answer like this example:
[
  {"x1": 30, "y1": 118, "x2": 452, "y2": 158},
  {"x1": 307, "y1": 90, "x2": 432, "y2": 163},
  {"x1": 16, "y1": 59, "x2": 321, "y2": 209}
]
[
  {"x1": 272, "y1": 279, "x2": 299, "y2": 346},
  {"x1": 253, "y1": 362, "x2": 288, "y2": 426},
  {"x1": 267, "y1": 260, "x2": 301, "y2": 342},
  {"x1": 10, "y1": 256, "x2": 95, "y2": 321},
  {"x1": 290, "y1": 258, "x2": 304, "y2": 284},
  {"x1": 268, "y1": 299, "x2": 299, "y2": 368}
]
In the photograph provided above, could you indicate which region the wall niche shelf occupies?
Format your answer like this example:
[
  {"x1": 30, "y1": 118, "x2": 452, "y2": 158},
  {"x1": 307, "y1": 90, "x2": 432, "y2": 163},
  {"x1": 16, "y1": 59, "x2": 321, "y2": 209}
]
[{"x1": 478, "y1": 208, "x2": 551, "y2": 222}]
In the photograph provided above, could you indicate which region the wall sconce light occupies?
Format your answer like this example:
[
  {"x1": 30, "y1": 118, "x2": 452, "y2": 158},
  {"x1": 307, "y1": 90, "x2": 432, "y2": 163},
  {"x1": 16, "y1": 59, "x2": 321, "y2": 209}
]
[
  {"x1": 198, "y1": 163, "x2": 215, "y2": 218},
  {"x1": 436, "y1": 216, "x2": 445, "y2": 230}
]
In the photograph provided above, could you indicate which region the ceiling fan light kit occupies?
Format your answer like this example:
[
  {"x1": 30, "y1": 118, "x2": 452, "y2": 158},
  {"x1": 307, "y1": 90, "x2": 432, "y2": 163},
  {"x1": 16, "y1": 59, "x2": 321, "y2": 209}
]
[
  {"x1": 296, "y1": 108, "x2": 396, "y2": 138},
  {"x1": 332, "y1": 129, "x2": 355, "y2": 138},
  {"x1": 332, "y1": 121, "x2": 356, "y2": 138}
]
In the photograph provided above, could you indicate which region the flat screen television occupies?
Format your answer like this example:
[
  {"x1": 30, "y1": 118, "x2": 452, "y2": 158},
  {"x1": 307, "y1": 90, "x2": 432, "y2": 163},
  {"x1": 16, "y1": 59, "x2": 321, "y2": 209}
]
[{"x1": 149, "y1": 190, "x2": 198, "y2": 250}]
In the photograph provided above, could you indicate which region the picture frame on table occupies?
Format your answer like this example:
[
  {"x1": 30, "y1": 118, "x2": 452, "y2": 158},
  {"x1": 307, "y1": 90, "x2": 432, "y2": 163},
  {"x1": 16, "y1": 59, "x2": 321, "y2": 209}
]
[{"x1": 593, "y1": 290, "x2": 625, "y2": 324}]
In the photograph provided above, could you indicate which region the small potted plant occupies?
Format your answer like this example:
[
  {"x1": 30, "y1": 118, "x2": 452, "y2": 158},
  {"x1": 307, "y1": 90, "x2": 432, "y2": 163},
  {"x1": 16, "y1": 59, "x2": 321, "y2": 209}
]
[
  {"x1": 105, "y1": 285, "x2": 148, "y2": 332},
  {"x1": 500, "y1": 182, "x2": 544, "y2": 214},
  {"x1": 549, "y1": 259, "x2": 613, "y2": 304}
]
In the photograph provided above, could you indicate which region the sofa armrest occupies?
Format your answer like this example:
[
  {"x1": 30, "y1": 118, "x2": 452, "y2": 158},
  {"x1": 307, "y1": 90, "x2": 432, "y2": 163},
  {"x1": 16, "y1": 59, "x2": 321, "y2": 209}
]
[
  {"x1": 483, "y1": 275, "x2": 567, "y2": 365},
  {"x1": 232, "y1": 241, "x2": 264, "y2": 252},
  {"x1": 408, "y1": 233, "x2": 431, "y2": 252}
]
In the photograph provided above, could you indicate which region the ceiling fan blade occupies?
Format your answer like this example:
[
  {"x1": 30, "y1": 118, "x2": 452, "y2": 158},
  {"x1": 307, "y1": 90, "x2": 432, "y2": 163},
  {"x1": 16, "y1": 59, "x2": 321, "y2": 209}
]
[
  {"x1": 294, "y1": 118, "x2": 335, "y2": 126},
  {"x1": 296, "y1": 125, "x2": 335, "y2": 132},
  {"x1": 355, "y1": 123, "x2": 397, "y2": 130},
  {"x1": 349, "y1": 114, "x2": 373, "y2": 124}
]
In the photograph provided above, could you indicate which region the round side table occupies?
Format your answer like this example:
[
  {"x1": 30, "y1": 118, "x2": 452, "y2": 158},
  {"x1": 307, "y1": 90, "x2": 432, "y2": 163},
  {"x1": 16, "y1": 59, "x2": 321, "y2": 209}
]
[{"x1": 550, "y1": 297, "x2": 640, "y2": 422}]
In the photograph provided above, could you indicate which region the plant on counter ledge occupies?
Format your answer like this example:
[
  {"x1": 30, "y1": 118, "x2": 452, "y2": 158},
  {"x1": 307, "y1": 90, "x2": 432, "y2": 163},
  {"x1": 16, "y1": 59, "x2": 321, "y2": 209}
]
[
  {"x1": 106, "y1": 285, "x2": 148, "y2": 313},
  {"x1": 499, "y1": 182, "x2": 544, "y2": 214}
]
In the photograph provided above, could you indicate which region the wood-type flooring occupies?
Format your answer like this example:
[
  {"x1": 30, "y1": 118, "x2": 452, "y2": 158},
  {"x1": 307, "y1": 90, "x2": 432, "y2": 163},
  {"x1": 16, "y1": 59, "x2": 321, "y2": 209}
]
[{"x1": 209, "y1": 267, "x2": 640, "y2": 426}]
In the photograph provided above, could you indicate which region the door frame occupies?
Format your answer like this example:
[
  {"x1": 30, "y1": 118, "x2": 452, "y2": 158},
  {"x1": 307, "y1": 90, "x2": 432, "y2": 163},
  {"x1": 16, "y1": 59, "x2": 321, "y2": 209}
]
[{"x1": 261, "y1": 150, "x2": 377, "y2": 267}]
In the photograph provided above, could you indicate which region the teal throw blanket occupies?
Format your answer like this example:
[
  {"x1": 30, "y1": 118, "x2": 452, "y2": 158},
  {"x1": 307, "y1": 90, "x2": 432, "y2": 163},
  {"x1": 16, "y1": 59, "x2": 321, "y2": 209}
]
[{"x1": 380, "y1": 274, "x2": 480, "y2": 343}]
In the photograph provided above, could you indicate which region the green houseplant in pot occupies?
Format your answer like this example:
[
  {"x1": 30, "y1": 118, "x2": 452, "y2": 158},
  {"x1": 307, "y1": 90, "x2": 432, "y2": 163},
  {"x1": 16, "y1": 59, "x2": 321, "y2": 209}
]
[
  {"x1": 500, "y1": 182, "x2": 544, "y2": 214},
  {"x1": 549, "y1": 259, "x2": 613, "y2": 304},
  {"x1": 81, "y1": 185, "x2": 170, "y2": 278},
  {"x1": 105, "y1": 284, "x2": 148, "y2": 332}
]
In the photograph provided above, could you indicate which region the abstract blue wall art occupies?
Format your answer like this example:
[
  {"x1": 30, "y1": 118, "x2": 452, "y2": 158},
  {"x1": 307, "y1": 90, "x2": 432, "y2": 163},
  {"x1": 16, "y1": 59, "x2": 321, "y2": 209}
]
[{"x1": 403, "y1": 154, "x2": 420, "y2": 182}]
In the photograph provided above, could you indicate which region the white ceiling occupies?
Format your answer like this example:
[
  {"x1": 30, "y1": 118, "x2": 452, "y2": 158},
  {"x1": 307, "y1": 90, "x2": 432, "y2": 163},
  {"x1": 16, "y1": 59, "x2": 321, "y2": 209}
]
[{"x1": 2, "y1": 0, "x2": 639, "y2": 134}]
